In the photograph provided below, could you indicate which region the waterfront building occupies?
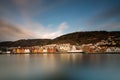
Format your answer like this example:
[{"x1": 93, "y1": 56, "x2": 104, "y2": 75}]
[
  {"x1": 57, "y1": 43, "x2": 71, "y2": 52},
  {"x1": 24, "y1": 49, "x2": 30, "y2": 53},
  {"x1": 43, "y1": 48, "x2": 47, "y2": 52},
  {"x1": 106, "y1": 47, "x2": 120, "y2": 52},
  {"x1": 38, "y1": 47, "x2": 43, "y2": 53}
]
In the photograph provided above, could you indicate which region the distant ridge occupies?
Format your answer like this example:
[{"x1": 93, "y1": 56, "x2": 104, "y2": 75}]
[
  {"x1": 52, "y1": 31, "x2": 120, "y2": 45},
  {"x1": 0, "y1": 39, "x2": 51, "y2": 47},
  {"x1": 0, "y1": 31, "x2": 120, "y2": 47}
]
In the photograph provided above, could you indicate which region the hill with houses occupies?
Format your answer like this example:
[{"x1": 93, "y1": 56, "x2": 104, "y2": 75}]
[{"x1": 0, "y1": 31, "x2": 120, "y2": 47}]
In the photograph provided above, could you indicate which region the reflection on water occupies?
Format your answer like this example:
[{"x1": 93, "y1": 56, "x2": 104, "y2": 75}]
[{"x1": 0, "y1": 53, "x2": 120, "y2": 80}]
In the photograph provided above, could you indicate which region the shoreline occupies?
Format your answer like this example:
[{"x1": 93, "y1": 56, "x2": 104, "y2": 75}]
[{"x1": 0, "y1": 52, "x2": 120, "y2": 54}]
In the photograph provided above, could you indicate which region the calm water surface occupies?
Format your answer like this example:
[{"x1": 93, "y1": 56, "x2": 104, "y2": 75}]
[{"x1": 0, "y1": 53, "x2": 120, "y2": 80}]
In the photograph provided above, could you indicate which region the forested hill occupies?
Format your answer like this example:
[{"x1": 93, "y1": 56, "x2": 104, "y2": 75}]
[
  {"x1": 52, "y1": 31, "x2": 120, "y2": 45},
  {"x1": 0, "y1": 39, "x2": 51, "y2": 47},
  {"x1": 0, "y1": 31, "x2": 120, "y2": 47}
]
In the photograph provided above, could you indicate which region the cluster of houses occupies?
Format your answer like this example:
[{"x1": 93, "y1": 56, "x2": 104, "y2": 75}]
[
  {"x1": 0, "y1": 43, "x2": 120, "y2": 54},
  {"x1": 81, "y1": 44, "x2": 120, "y2": 53},
  {"x1": 11, "y1": 46, "x2": 56, "y2": 54},
  {"x1": 0, "y1": 36, "x2": 120, "y2": 54},
  {"x1": 96, "y1": 36, "x2": 120, "y2": 46}
]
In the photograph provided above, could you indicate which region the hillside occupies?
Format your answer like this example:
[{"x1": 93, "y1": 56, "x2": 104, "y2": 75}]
[
  {"x1": 0, "y1": 31, "x2": 120, "y2": 47},
  {"x1": 52, "y1": 31, "x2": 120, "y2": 45},
  {"x1": 0, "y1": 39, "x2": 51, "y2": 47}
]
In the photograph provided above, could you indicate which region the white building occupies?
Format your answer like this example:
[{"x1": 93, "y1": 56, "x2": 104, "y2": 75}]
[
  {"x1": 57, "y1": 43, "x2": 71, "y2": 52},
  {"x1": 106, "y1": 47, "x2": 120, "y2": 52}
]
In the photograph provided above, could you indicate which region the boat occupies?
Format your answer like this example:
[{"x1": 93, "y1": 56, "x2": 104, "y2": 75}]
[{"x1": 67, "y1": 45, "x2": 84, "y2": 53}]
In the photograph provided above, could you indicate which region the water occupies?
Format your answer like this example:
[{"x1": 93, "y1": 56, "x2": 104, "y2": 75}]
[{"x1": 0, "y1": 53, "x2": 120, "y2": 80}]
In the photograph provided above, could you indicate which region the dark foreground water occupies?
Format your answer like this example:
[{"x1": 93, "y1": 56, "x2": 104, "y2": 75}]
[{"x1": 0, "y1": 53, "x2": 120, "y2": 80}]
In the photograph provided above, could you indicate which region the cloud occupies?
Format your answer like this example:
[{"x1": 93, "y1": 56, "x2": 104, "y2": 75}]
[
  {"x1": 11, "y1": 0, "x2": 65, "y2": 20},
  {"x1": 41, "y1": 22, "x2": 68, "y2": 39},
  {"x1": 0, "y1": 0, "x2": 69, "y2": 41},
  {"x1": 0, "y1": 20, "x2": 36, "y2": 41},
  {"x1": 87, "y1": 6, "x2": 120, "y2": 25},
  {"x1": 98, "y1": 22, "x2": 120, "y2": 31},
  {"x1": 0, "y1": 20, "x2": 68, "y2": 41},
  {"x1": 83, "y1": 6, "x2": 120, "y2": 31},
  {"x1": 0, "y1": 0, "x2": 65, "y2": 24},
  {"x1": 58, "y1": 22, "x2": 68, "y2": 30}
]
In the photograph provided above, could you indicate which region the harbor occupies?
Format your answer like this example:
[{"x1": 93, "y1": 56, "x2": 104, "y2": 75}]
[
  {"x1": 0, "y1": 43, "x2": 120, "y2": 54},
  {"x1": 0, "y1": 53, "x2": 120, "y2": 80},
  {"x1": 0, "y1": 0, "x2": 120, "y2": 80}
]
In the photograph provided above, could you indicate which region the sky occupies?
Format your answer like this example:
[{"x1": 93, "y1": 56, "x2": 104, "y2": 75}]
[{"x1": 0, "y1": 0, "x2": 120, "y2": 41}]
